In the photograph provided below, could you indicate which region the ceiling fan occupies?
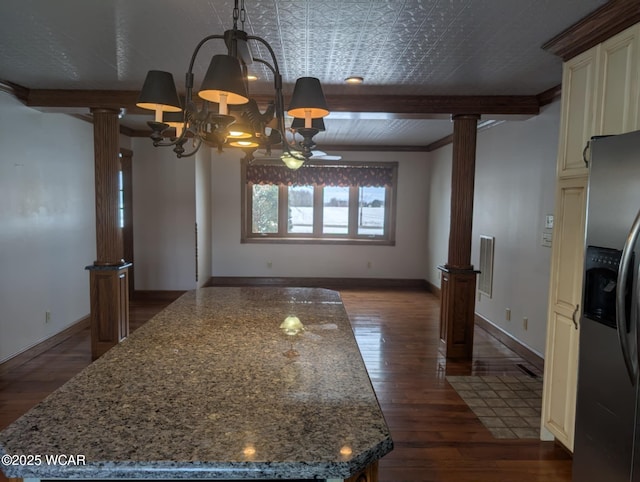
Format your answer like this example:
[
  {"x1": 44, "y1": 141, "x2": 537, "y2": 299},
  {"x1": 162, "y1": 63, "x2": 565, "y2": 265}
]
[{"x1": 250, "y1": 149, "x2": 342, "y2": 162}]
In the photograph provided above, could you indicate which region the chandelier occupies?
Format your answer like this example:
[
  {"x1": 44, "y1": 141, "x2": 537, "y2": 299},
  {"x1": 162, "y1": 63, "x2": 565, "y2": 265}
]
[{"x1": 135, "y1": 0, "x2": 330, "y2": 169}]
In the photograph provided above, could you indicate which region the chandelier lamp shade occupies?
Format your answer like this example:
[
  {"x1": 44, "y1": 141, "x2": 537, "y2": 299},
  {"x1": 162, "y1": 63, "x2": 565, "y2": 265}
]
[{"x1": 135, "y1": 0, "x2": 330, "y2": 167}]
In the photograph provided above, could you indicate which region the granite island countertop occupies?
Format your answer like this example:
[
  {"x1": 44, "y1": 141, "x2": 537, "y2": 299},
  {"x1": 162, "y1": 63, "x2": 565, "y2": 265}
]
[{"x1": 0, "y1": 287, "x2": 393, "y2": 480}]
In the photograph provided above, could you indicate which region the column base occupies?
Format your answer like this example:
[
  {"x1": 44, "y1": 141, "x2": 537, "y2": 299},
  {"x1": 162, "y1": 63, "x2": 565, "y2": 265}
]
[
  {"x1": 86, "y1": 263, "x2": 132, "y2": 360},
  {"x1": 438, "y1": 266, "x2": 479, "y2": 360}
]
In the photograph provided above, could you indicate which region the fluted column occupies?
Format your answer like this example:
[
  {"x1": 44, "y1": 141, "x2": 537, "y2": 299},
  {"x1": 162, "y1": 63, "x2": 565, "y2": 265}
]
[
  {"x1": 438, "y1": 114, "x2": 480, "y2": 360},
  {"x1": 86, "y1": 108, "x2": 130, "y2": 359},
  {"x1": 92, "y1": 108, "x2": 123, "y2": 266},
  {"x1": 447, "y1": 114, "x2": 479, "y2": 269}
]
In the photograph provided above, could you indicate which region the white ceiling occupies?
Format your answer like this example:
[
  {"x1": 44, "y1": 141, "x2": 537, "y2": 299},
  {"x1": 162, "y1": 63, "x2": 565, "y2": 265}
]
[{"x1": 0, "y1": 0, "x2": 608, "y2": 148}]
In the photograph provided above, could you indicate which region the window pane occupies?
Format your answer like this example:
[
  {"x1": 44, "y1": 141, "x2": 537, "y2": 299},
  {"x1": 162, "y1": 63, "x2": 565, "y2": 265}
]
[
  {"x1": 323, "y1": 186, "x2": 349, "y2": 234},
  {"x1": 252, "y1": 184, "x2": 279, "y2": 233},
  {"x1": 358, "y1": 186, "x2": 386, "y2": 236},
  {"x1": 288, "y1": 185, "x2": 314, "y2": 234}
]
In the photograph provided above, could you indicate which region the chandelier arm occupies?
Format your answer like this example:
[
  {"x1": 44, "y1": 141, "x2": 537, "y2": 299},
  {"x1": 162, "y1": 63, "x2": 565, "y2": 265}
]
[
  {"x1": 185, "y1": 34, "x2": 226, "y2": 102},
  {"x1": 246, "y1": 35, "x2": 302, "y2": 157},
  {"x1": 174, "y1": 138, "x2": 203, "y2": 159}
]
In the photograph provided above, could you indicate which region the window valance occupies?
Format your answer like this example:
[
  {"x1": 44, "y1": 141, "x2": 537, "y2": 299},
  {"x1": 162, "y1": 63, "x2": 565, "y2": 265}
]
[{"x1": 246, "y1": 162, "x2": 395, "y2": 187}]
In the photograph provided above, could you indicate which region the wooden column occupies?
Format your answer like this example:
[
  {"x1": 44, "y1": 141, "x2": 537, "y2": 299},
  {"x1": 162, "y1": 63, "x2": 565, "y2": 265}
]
[
  {"x1": 438, "y1": 114, "x2": 480, "y2": 360},
  {"x1": 92, "y1": 108, "x2": 123, "y2": 265},
  {"x1": 86, "y1": 108, "x2": 130, "y2": 360}
]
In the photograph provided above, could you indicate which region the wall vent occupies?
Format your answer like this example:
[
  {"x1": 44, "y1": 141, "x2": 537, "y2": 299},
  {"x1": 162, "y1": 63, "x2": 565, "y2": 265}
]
[{"x1": 478, "y1": 235, "x2": 495, "y2": 298}]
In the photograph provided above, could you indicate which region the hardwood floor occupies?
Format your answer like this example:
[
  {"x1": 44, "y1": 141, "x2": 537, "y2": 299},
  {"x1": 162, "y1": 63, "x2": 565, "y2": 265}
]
[{"x1": 0, "y1": 289, "x2": 571, "y2": 482}]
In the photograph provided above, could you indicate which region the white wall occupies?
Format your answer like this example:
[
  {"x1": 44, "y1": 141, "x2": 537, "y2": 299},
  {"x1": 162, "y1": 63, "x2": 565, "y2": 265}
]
[
  {"x1": 211, "y1": 149, "x2": 430, "y2": 279},
  {"x1": 131, "y1": 139, "x2": 197, "y2": 290},
  {"x1": 195, "y1": 147, "x2": 212, "y2": 287},
  {"x1": 0, "y1": 92, "x2": 96, "y2": 363},
  {"x1": 425, "y1": 101, "x2": 560, "y2": 355}
]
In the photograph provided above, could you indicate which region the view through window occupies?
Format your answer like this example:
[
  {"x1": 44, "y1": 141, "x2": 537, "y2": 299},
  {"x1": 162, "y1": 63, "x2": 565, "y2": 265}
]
[{"x1": 242, "y1": 160, "x2": 397, "y2": 245}]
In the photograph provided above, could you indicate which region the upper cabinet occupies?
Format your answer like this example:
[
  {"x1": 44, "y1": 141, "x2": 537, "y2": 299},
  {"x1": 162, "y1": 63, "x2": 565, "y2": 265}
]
[
  {"x1": 597, "y1": 25, "x2": 640, "y2": 135},
  {"x1": 557, "y1": 24, "x2": 640, "y2": 179},
  {"x1": 557, "y1": 49, "x2": 599, "y2": 178}
]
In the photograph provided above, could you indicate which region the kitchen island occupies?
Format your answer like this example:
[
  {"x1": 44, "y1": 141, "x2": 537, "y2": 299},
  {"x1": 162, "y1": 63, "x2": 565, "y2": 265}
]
[{"x1": 0, "y1": 287, "x2": 392, "y2": 481}]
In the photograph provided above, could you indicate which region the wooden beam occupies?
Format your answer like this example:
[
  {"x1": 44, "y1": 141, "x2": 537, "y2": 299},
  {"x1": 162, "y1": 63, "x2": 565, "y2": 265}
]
[
  {"x1": 23, "y1": 88, "x2": 541, "y2": 116},
  {"x1": 542, "y1": 0, "x2": 640, "y2": 61}
]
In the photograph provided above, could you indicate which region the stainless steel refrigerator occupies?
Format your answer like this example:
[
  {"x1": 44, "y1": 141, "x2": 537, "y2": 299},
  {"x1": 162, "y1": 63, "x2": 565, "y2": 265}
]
[{"x1": 573, "y1": 129, "x2": 640, "y2": 482}]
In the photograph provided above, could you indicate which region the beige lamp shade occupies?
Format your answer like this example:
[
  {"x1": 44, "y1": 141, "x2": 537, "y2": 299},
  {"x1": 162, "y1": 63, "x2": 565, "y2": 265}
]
[
  {"x1": 287, "y1": 77, "x2": 329, "y2": 119},
  {"x1": 198, "y1": 55, "x2": 250, "y2": 105},
  {"x1": 136, "y1": 70, "x2": 182, "y2": 112}
]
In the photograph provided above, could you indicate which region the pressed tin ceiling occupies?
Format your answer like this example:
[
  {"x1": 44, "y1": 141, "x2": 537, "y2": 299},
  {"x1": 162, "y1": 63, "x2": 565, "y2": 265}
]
[{"x1": 0, "y1": 0, "x2": 609, "y2": 147}]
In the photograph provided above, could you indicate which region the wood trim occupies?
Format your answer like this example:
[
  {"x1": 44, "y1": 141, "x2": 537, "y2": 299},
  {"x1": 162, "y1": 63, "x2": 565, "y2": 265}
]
[
  {"x1": 206, "y1": 277, "x2": 429, "y2": 290},
  {"x1": 425, "y1": 279, "x2": 441, "y2": 298},
  {"x1": 537, "y1": 84, "x2": 562, "y2": 107},
  {"x1": 426, "y1": 134, "x2": 455, "y2": 152},
  {"x1": 132, "y1": 290, "x2": 187, "y2": 302},
  {"x1": 0, "y1": 80, "x2": 29, "y2": 102},
  {"x1": 541, "y1": 0, "x2": 640, "y2": 61},
  {"x1": 474, "y1": 312, "x2": 544, "y2": 373},
  {"x1": 0, "y1": 316, "x2": 90, "y2": 374},
  {"x1": 23, "y1": 89, "x2": 542, "y2": 116}
]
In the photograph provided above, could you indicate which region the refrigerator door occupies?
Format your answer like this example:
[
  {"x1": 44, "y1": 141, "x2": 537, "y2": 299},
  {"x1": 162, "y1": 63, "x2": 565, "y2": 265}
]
[{"x1": 573, "y1": 130, "x2": 640, "y2": 482}]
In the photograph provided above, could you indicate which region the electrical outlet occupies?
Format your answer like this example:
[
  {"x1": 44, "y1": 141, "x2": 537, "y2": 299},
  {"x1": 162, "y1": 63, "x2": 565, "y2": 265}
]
[
  {"x1": 267, "y1": 261, "x2": 272, "y2": 268},
  {"x1": 505, "y1": 308, "x2": 511, "y2": 321},
  {"x1": 523, "y1": 317, "x2": 528, "y2": 331},
  {"x1": 45, "y1": 311, "x2": 51, "y2": 323},
  {"x1": 366, "y1": 261, "x2": 372, "y2": 269}
]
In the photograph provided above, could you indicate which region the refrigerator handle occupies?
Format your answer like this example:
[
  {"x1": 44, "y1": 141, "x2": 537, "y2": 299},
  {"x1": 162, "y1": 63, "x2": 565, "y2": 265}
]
[
  {"x1": 617, "y1": 208, "x2": 640, "y2": 385},
  {"x1": 572, "y1": 304, "x2": 579, "y2": 330}
]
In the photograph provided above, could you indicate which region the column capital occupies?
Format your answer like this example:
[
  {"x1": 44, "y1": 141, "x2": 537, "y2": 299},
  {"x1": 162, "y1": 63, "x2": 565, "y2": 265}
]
[
  {"x1": 90, "y1": 107, "x2": 121, "y2": 115},
  {"x1": 451, "y1": 113, "x2": 481, "y2": 121}
]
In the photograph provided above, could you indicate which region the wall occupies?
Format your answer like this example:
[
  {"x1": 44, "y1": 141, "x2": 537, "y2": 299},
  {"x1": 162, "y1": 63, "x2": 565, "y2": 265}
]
[
  {"x1": 195, "y1": 147, "x2": 212, "y2": 287},
  {"x1": 131, "y1": 139, "x2": 197, "y2": 290},
  {"x1": 210, "y1": 150, "x2": 430, "y2": 279},
  {"x1": 425, "y1": 101, "x2": 560, "y2": 355},
  {"x1": 0, "y1": 92, "x2": 96, "y2": 363}
]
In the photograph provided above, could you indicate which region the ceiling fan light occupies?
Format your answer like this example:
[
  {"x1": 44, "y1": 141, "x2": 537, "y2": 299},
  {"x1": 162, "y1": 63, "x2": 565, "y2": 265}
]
[
  {"x1": 281, "y1": 152, "x2": 305, "y2": 170},
  {"x1": 136, "y1": 70, "x2": 182, "y2": 113},
  {"x1": 198, "y1": 55, "x2": 250, "y2": 105},
  {"x1": 287, "y1": 77, "x2": 329, "y2": 119}
]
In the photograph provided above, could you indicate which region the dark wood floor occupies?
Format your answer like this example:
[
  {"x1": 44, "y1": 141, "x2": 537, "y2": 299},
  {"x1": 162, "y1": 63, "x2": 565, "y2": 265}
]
[{"x1": 0, "y1": 289, "x2": 571, "y2": 482}]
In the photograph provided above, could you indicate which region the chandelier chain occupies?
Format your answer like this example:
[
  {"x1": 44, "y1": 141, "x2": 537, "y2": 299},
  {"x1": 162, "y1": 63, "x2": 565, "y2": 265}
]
[
  {"x1": 240, "y1": 0, "x2": 246, "y2": 29},
  {"x1": 232, "y1": 0, "x2": 239, "y2": 29}
]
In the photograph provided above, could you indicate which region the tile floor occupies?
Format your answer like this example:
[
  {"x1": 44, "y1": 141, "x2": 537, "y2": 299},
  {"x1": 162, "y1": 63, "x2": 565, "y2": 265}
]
[{"x1": 446, "y1": 375, "x2": 543, "y2": 439}]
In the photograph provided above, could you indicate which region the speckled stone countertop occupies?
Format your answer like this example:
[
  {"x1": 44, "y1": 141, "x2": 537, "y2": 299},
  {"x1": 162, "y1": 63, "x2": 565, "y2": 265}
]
[{"x1": 0, "y1": 287, "x2": 392, "y2": 480}]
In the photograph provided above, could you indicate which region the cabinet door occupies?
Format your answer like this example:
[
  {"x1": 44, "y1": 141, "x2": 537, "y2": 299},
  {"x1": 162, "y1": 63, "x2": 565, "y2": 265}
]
[
  {"x1": 542, "y1": 176, "x2": 587, "y2": 451},
  {"x1": 557, "y1": 50, "x2": 599, "y2": 178},
  {"x1": 596, "y1": 24, "x2": 640, "y2": 135}
]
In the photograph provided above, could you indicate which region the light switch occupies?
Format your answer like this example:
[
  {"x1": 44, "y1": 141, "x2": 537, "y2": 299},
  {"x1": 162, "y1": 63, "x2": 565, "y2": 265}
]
[{"x1": 545, "y1": 215, "x2": 554, "y2": 229}]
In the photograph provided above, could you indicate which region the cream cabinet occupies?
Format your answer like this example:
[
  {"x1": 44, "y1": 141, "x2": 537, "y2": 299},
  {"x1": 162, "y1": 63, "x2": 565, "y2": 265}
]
[
  {"x1": 556, "y1": 49, "x2": 598, "y2": 178},
  {"x1": 542, "y1": 22, "x2": 640, "y2": 452},
  {"x1": 556, "y1": 24, "x2": 640, "y2": 179},
  {"x1": 542, "y1": 177, "x2": 587, "y2": 451}
]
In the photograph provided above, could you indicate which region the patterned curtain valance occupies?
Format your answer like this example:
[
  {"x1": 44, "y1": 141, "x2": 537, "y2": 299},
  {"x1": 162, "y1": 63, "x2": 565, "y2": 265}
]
[{"x1": 246, "y1": 163, "x2": 395, "y2": 187}]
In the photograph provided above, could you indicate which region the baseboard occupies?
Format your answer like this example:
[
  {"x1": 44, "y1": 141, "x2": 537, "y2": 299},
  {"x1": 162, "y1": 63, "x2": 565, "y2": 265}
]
[
  {"x1": 474, "y1": 313, "x2": 544, "y2": 373},
  {"x1": 132, "y1": 290, "x2": 187, "y2": 302},
  {"x1": 0, "y1": 316, "x2": 90, "y2": 374},
  {"x1": 425, "y1": 279, "x2": 441, "y2": 298},
  {"x1": 207, "y1": 277, "x2": 429, "y2": 291}
]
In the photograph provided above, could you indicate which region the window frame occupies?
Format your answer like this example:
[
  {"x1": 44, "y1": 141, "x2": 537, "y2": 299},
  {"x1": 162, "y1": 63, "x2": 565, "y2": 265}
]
[{"x1": 241, "y1": 159, "x2": 397, "y2": 245}]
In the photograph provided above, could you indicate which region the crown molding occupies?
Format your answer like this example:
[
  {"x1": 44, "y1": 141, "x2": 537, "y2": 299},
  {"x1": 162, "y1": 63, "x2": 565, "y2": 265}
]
[{"x1": 542, "y1": 0, "x2": 640, "y2": 61}]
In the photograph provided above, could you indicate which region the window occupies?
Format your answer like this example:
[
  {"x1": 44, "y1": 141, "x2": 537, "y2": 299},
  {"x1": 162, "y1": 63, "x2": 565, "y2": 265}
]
[{"x1": 242, "y1": 160, "x2": 397, "y2": 245}]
